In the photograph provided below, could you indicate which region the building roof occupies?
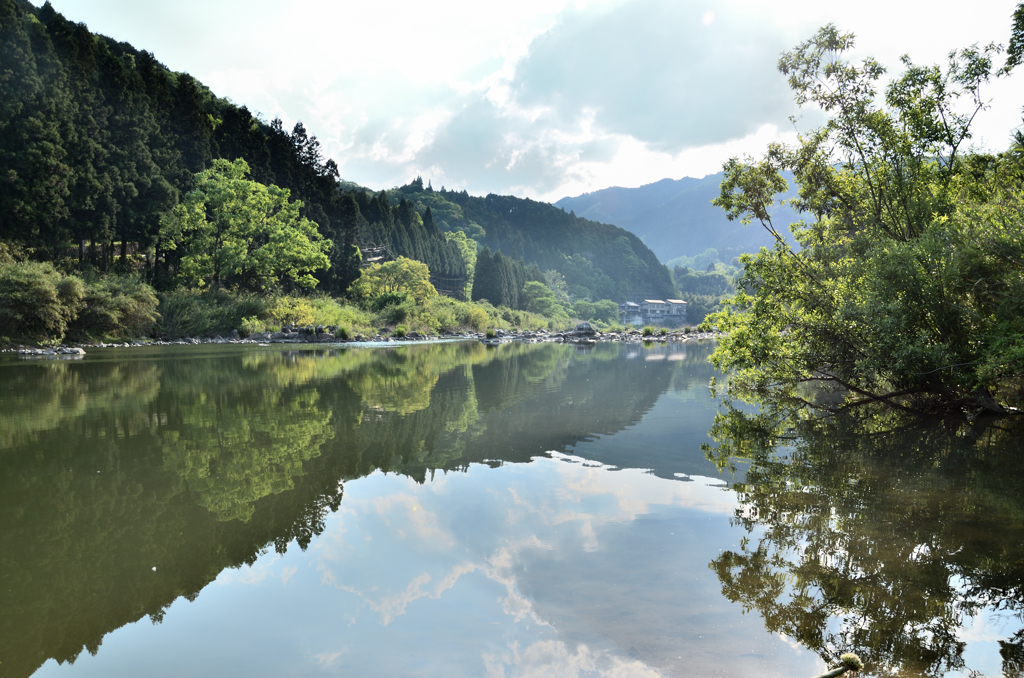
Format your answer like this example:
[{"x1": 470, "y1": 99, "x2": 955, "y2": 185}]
[
  {"x1": 643, "y1": 299, "x2": 666, "y2": 304},
  {"x1": 622, "y1": 301, "x2": 640, "y2": 307},
  {"x1": 666, "y1": 299, "x2": 687, "y2": 304}
]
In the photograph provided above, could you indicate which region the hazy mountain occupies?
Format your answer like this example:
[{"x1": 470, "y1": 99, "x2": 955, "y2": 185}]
[{"x1": 556, "y1": 173, "x2": 801, "y2": 264}]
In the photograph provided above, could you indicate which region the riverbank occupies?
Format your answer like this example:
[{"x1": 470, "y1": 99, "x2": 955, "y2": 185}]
[{"x1": 7, "y1": 327, "x2": 718, "y2": 356}]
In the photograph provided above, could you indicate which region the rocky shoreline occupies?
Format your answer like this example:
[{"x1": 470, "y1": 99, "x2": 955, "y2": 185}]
[{"x1": 7, "y1": 325, "x2": 718, "y2": 357}]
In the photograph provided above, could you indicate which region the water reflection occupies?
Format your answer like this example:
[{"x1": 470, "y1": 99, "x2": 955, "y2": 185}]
[
  {"x1": 0, "y1": 341, "x2": 721, "y2": 678},
  {"x1": 705, "y1": 407, "x2": 1024, "y2": 677},
  {"x1": 7, "y1": 340, "x2": 1020, "y2": 677}
]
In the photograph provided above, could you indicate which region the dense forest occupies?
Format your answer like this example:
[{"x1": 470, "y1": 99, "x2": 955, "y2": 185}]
[
  {"x1": 0, "y1": 0, "x2": 674, "y2": 327},
  {"x1": 388, "y1": 178, "x2": 675, "y2": 300}
]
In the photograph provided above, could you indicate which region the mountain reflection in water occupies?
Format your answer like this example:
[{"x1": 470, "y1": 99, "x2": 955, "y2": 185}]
[{"x1": 1, "y1": 341, "x2": 1021, "y2": 678}]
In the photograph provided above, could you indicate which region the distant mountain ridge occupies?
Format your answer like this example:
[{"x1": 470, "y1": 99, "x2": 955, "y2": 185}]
[{"x1": 556, "y1": 172, "x2": 801, "y2": 264}]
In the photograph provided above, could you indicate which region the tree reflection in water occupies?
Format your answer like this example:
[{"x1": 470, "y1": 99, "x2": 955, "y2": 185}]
[
  {"x1": 0, "y1": 341, "x2": 687, "y2": 678},
  {"x1": 704, "y1": 403, "x2": 1024, "y2": 678}
]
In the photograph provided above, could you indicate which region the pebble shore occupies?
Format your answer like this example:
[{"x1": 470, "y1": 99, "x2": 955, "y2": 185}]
[{"x1": 7, "y1": 326, "x2": 718, "y2": 357}]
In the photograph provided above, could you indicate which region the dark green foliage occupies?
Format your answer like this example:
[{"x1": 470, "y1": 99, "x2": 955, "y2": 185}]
[
  {"x1": 0, "y1": 0, "x2": 672, "y2": 309},
  {"x1": 1005, "y1": 2, "x2": 1024, "y2": 71},
  {"x1": 671, "y1": 263, "x2": 735, "y2": 323},
  {"x1": 0, "y1": 0, "x2": 365, "y2": 292},
  {"x1": 674, "y1": 267, "x2": 734, "y2": 296},
  {"x1": 369, "y1": 291, "x2": 411, "y2": 312},
  {"x1": 558, "y1": 253, "x2": 616, "y2": 301},
  {"x1": 68, "y1": 275, "x2": 159, "y2": 340},
  {"x1": 393, "y1": 184, "x2": 675, "y2": 301},
  {"x1": 0, "y1": 259, "x2": 84, "y2": 343},
  {"x1": 352, "y1": 191, "x2": 469, "y2": 298},
  {"x1": 520, "y1": 280, "x2": 565, "y2": 317},
  {"x1": 472, "y1": 246, "x2": 529, "y2": 309},
  {"x1": 155, "y1": 288, "x2": 268, "y2": 338},
  {"x1": 572, "y1": 299, "x2": 619, "y2": 324}
]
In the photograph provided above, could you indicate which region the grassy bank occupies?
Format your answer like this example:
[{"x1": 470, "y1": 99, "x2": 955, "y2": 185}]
[
  {"x1": 154, "y1": 288, "x2": 581, "y2": 341},
  {"x1": 0, "y1": 260, "x2": 595, "y2": 346}
]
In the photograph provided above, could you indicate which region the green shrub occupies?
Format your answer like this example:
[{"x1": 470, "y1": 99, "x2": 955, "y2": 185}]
[
  {"x1": 239, "y1": 316, "x2": 265, "y2": 337},
  {"x1": 309, "y1": 296, "x2": 371, "y2": 332},
  {"x1": 642, "y1": 326, "x2": 654, "y2": 337},
  {"x1": 268, "y1": 296, "x2": 316, "y2": 327},
  {"x1": 422, "y1": 297, "x2": 458, "y2": 332},
  {"x1": 393, "y1": 325, "x2": 408, "y2": 338},
  {"x1": 485, "y1": 328, "x2": 496, "y2": 339},
  {"x1": 69, "y1": 276, "x2": 159, "y2": 341},
  {"x1": 464, "y1": 306, "x2": 489, "y2": 330},
  {"x1": 0, "y1": 261, "x2": 85, "y2": 344},
  {"x1": 370, "y1": 291, "x2": 410, "y2": 312},
  {"x1": 157, "y1": 289, "x2": 269, "y2": 338},
  {"x1": 336, "y1": 326, "x2": 350, "y2": 340},
  {"x1": 660, "y1": 327, "x2": 668, "y2": 336}
]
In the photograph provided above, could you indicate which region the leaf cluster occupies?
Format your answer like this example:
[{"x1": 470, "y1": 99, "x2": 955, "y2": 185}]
[{"x1": 707, "y1": 24, "x2": 1024, "y2": 415}]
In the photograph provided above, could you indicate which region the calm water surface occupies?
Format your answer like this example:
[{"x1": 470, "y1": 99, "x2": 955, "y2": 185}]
[{"x1": 1, "y1": 341, "x2": 1021, "y2": 678}]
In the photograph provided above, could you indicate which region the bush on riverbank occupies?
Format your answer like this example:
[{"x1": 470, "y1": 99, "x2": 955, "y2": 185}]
[
  {"x1": 69, "y1": 276, "x2": 160, "y2": 342},
  {"x1": 0, "y1": 261, "x2": 161, "y2": 344},
  {"x1": 0, "y1": 261, "x2": 84, "y2": 345},
  {"x1": 2, "y1": 262, "x2": 583, "y2": 346},
  {"x1": 146, "y1": 287, "x2": 574, "y2": 341}
]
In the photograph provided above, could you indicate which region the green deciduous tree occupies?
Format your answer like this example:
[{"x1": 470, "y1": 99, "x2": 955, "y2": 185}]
[
  {"x1": 707, "y1": 25, "x2": 1023, "y2": 416},
  {"x1": 521, "y1": 280, "x2": 564, "y2": 317},
  {"x1": 572, "y1": 298, "x2": 619, "y2": 324},
  {"x1": 348, "y1": 256, "x2": 437, "y2": 304},
  {"x1": 173, "y1": 158, "x2": 329, "y2": 291}
]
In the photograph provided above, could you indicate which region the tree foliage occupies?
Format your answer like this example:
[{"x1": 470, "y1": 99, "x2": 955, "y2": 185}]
[
  {"x1": 708, "y1": 25, "x2": 1024, "y2": 415},
  {"x1": 391, "y1": 181, "x2": 676, "y2": 301},
  {"x1": 521, "y1": 280, "x2": 565, "y2": 317},
  {"x1": 174, "y1": 159, "x2": 329, "y2": 291},
  {"x1": 0, "y1": 259, "x2": 83, "y2": 343},
  {"x1": 472, "y1": 246, "x2": 534, "y2": 309},
  {"x1": 0, "y1": 0, "x2": 687, "y2": 322},
  {"x1": 348, "y1": 256, "x2": 438, "y2": 304},
  {"x1": 702, "y1": 400, "x2": 1024, "y2": 678}
]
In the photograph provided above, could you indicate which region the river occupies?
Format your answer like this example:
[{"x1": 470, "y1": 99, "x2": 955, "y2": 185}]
[{"x1": 1, "y1": 341, "x2": 1021, "y2": 678}]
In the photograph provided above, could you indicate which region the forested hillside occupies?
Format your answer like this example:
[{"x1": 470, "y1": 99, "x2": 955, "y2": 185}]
[
  {"x1": 387, "y1": 178, "x2": 675, "y2": 300},
  {"x1": 0, "y1": 0, "x2": 673, "y2": 307},
  {"x1": 555, "y1": 173, "x2": 801, "y2": 264}
]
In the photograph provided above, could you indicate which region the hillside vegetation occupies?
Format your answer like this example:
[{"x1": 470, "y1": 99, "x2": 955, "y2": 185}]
[{"x1": 0, "y1": 0, "x2": 676, "y2": 344}]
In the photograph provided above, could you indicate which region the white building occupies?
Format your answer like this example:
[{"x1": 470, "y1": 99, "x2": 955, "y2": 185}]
[
  {"x1": 619, "y1": 299, "x2": 687, "y2": 326},
  {"x1": 666, "y1": 299, "x2": 688, "y2": 318},
  {"x1": 642, "y1": 299, "x2": 668, "y2": 316}
]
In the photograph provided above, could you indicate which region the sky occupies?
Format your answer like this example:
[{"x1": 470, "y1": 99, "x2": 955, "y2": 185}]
[{"x1": 34, "y1": 0, "x2": 1024, "y2": 202}]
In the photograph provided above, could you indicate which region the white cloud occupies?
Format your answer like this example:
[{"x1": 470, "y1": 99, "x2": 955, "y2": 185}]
[
  {"x1": 40, "y1": 0, "x2": 1023, "y2": 200},
  {"x1": 483, "y1": 639, "x2": 665, "y2": 678}
]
